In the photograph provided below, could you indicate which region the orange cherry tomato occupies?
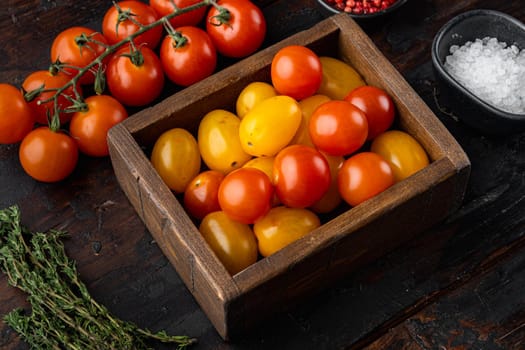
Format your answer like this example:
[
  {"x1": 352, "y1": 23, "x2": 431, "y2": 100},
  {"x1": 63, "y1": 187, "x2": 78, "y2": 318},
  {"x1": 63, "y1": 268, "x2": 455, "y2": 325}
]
[
  {"x1": 50, "y1": 26, "x2": 109, "y2": 85},
  {"x1": 69, "y1": 95, "x2": 128, "y2": 157},
  {"x1": 338, "y1": 152, "x2": 394, "y2": 207},
  {"x1": 0, "y1": 84, "x2": 35, "y2": 144},
  {"x1": 218, "y1": 167, "x2": 273, "y2": 224},
  {"x1": 253, "y1": 206, "x2": 320, "y2": 257},
  {"x1": 22, "y1": 70, "x2": 81, "y2": 125},
  {"x1": 19, "y1": 127, "x2": 79, "y2": 183},
  {"x1": 183, "y1": 170, "x2": 225, "y2": 220},
  {"x1": 199, "y1": 211, "x2": 258, "y2": 275}
]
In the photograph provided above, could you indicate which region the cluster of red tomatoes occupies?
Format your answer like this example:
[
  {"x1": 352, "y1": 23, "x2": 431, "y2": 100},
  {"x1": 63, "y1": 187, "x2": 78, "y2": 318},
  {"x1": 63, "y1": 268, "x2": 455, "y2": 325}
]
[
  {"x1": 0, "y1": 0, "x2": 266, "y2": 183},
  {"x1": 150, "y1": 45, "x2": 430, "y2": 275}
]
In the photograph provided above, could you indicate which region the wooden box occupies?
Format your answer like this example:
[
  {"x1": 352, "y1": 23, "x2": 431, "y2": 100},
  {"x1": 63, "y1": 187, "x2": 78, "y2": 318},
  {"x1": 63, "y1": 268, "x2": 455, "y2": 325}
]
[{"x1": 107, "y1": 13, "x2": 470, "y2": 340}]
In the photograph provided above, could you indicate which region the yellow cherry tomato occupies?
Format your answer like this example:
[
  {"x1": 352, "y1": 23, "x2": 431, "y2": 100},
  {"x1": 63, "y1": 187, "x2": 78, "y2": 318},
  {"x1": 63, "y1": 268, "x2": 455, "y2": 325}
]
[
  {"x1": 236, "y1": 81, "x2": 277, "y2": 119},
  {"x1": 310, "y1": 153, "x2": 344, "y2": 213},
  {"x1": 198, "y1": 109, "x2": 252, "y2": 174},
  {"x1": 242, "y1": 156, "x2": 275, "y2": 183},
  {"x1": 253, "y1": 206, "x2": 321, "y2": 257},
  {"x1": 290, "y1": 94, "x2": 331, "y2": 148},
  {"x1": 151, "y1": 128, "x2": 201, "y2": 193},
  {"x1": 317, "y1": 56, "x2": 366, "y2": 100},
  {"x1": 239, "y1": 95, "x2": 302, "y2": 157},
  {"x1": 199, "y1": 211, "x2": 258, "y2": 275},
  {"x1": 371, "y1": 130, "x2": 430, "y2": 182}
]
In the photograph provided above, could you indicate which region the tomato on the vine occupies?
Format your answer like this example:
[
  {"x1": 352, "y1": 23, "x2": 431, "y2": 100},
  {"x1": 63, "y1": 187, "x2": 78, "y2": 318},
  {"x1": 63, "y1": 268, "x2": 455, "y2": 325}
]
[
  {"x1": 102, "y1": 0, "x2": 163, "y2": 48},
  {"x1": 106, "y1": 46, "x2": 164, "y2": 106},
  {"x1": 206, "y1": 0, "x2": 266, "y2": 58},
  {"x1": 19, "y1": 127, "x2": 78, "y2": 183},
  {"x1": 183, "y1": 170, "x2": 224, "y2": 220},
  {"x1": 218, "y1": 167, "x2": 273, "y2": 224},
  {"x1": 50, "y1": 26, "x2": 109, "y2": 85},
  {"x1": 199, "y1": 211, "x2": 258, "y2": 275},
  {"x1": 149, "y1": 0, "x2": 207, "y2": 28},
  {"x1": 271, "y1": 45, "x2": 322, "y2": 100},
  {"x1": 160, "y1": 26, "x2": 217, "y2": 87},
  {"x1": 151, "y1": 128, "x2": 201, "y2": 193},
  {"x1": 0, "y1": 84, "x2": 35, "y2": 144},
  {"x1": 338, "y1": 152, "x2": 394, "y2": 207},
  {"x1": 344, "y1": 85, "x2": 395, "y2": 140},
  {"x1": 253, "y1": 206, "x2": 320, "y2": 257},
  {"x1": 273, "y1": 144, "x2": 331, "y2": 208},
  {"x1": 69, "y1": 95, "x2": 128, "y2": 157},
  {"x1": 22, "y1": 70, "x2": 81, "y2": 125},
  {"x1": 370, "y1": 130, "x2": 430, "y2": 182},
  {"x1": 309, "y1": 100, "x2": 368, "y2": 156}
]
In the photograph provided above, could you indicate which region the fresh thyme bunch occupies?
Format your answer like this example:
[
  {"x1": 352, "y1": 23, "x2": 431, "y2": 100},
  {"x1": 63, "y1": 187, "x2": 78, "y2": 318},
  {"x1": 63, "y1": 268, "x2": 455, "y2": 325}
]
[{"x1": 0, "y1": 205, "x2": 196, "y2": 350}]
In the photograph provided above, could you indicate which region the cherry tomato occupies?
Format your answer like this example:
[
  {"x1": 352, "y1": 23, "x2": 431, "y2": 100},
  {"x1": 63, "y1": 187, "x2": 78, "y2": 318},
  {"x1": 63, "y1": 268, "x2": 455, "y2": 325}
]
[
  {"x1": 50, "y1": 26, "x2": 109, "y2": 85},
  {"x1": 273, "y1": 145, "x2": 330, "y2": 208},
  {"x1": 290, "y1": 94, "x2": 331, "y2": 148},
  {"x1": 236, "y1": 81, "x2": 276, "y2": 119},
  {"x1": 0, "y1": 84, "x2": 35, "y2": 144},
  {"x1": 22, "y1": 70, "x2": 81, "y2": 125},
  {"x1": 160, "y1": 26, "x2": 217, "y2": 87},
  {"x1": 239, "y1": 95, "x2": 301, "y2": 157},
  {"x1": 370, "y1": 130, "x2": 430, "y2": 182},
  {"x1": 206, "y1": 0, "x2": 266, "y2": 58},
  {"x1": 199, "y1": 211, "x2": 258, "y2": 275},
  {"x1": 309, "y1": 100, "x2": 368, "y2": 156},
  {"x1": 271, "y1": 45, "x2": 322, "y2": 100},
  {"x1": 344, "y1": 85, "x2": 395, "y2": 140},
  {"x1": 106, "y1": 46, "x2": 164, "y2": 106},
  {"x1": 102, "y1": 0, "x2": 163, "y2": 49},
  {"x1": 184, "y1": 170, "x2": 225, "y2": 220},
  {"x1": 253, "y1": 206, "x2": 320, "y2": 257},
  {"x1": 310, "y1": 153, "x2": 344, "y2": 214},
  {"x1": 149, "y1": 0, "x2": 207, "y2": 28},
  {"x1": 151, "y1": 128, "x2": 201, "y2": 193},
  {"x1": 69, "y1": 95, "x2": 128, "y2": 157},
  {"x1": 198, "y1": 109, "x2": 252, "y2": 174},
  {"x1": 19, "y1": 127, "x2": 78, "y2": 183},
  {"x1": 338, "y1": 152, "x2": 394, "y2": 207},
  {"x1": 218, "y1": 167, "x2": 273, "y2": 224},
  {"x1": 317, "y1": 56, "x2": 365, "y2": 100},
  {"x1": 242, "y1": 156, "x2": 275, "y2": 183}
]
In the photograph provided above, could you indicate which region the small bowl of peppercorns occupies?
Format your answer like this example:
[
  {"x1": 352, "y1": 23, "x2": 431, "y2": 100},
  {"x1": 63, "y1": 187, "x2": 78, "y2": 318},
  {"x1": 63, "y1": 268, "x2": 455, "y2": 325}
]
[{"x1": 317, "y1": 0, "x2": 408, "y2": 19}]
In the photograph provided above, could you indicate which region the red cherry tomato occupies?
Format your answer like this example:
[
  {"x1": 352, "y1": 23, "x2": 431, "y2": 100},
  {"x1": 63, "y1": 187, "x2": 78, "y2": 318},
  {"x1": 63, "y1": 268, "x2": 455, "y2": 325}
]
[
  {"x1": 338, "y1": 152, "x2": 394, "y2": 207},
  {"x1": 309, "y1": 100, "x2": 368, "y2": 156},
  {"x1": 102, "y1": 0, "x2": 163, "y2": 49},
  {"x1": 273, "y1": 145, "x2": 331, "y2": 208},
  {"x1": 69, "y1": 95, "x2": 128, "y2": 157},
  {"x1": 184, "y1": 170, "x2": 225, "y2": 220},
  {"x1": 106, "y1": 46, "x2": 165, "y2": 106},
  {"x1": 344, "y1": 85, "x2": 395, "y2": 140},
  {"x1": 271, "y1": 45, "x2": 323, "y2": 100},
  {"x1": 206, "y1": 0, "x2": 266, "y2": 58},
  {"x1": 0, "y1": 84, "x2": 35, "y2": 144},
  {"x1": 19, "y1": 127, "x2": 79, "y2": 183},
  {"x1": 22, "y1": 70, "x2": 82, "y2": 125},
  {"x1": 149, "y1": 0, "x2": 207, "y2": 28},
  {"x1": 160, "y1": 26, "x2": 217, "y2": 87},
  {"x1": 50, "y1": 26, "x2": 109, "y2": 85},
  {"x1": 218, "y1": 167, "x2": 273, "y2": 224}
]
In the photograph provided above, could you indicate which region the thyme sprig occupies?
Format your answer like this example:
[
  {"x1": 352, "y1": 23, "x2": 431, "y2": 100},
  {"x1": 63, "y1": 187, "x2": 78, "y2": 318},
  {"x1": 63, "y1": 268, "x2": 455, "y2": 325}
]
[{"x1": 0, "y1": 205, "x2": 196, "y2": 349}]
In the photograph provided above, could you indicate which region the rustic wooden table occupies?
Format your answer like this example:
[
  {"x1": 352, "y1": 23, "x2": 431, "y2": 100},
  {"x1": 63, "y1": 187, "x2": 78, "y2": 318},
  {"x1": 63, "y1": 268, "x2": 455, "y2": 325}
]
[{"x1": 1, "y1": 0, "x2": 524, "y2": 349}]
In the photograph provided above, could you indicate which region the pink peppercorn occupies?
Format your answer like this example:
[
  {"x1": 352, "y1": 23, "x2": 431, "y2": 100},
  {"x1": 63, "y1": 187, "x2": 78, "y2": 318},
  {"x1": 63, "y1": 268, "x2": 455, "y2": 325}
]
[{"x1": 322, "y1": 0, "x2": 398, "y2": 14}]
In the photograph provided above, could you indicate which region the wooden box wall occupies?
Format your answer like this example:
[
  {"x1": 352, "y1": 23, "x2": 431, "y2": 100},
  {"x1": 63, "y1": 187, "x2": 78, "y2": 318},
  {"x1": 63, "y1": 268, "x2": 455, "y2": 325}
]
[{"x1": 107, "y1": 13, "x2": 470, "y2": 340}]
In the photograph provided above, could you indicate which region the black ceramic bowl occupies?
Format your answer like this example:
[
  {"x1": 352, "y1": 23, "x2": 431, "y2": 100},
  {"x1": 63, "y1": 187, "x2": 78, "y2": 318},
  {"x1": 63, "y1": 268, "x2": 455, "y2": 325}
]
[
  {"x1": 431, "y1": 9, "x2": 525, "y2": 135},
  {"x1": 316, "y1": 0, "x2": 408, "y2": 20}
]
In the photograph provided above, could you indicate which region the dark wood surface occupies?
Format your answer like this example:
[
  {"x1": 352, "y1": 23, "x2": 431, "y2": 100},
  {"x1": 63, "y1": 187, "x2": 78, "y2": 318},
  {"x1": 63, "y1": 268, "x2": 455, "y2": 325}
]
[{"x1": 1, "y1": 0, "x2": 524, "y2": 349}]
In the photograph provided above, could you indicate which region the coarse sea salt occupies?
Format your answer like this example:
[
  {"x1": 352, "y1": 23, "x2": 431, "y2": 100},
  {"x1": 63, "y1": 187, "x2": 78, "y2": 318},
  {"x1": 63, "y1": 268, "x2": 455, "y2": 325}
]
[{"x1": 444, "y1": 36, "x2": 525, "y2": 114}]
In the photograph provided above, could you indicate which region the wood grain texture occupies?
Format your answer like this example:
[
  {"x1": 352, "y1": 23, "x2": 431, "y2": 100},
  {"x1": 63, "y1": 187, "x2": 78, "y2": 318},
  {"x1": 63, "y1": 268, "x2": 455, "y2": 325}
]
[{"x1": 1, "y1": 0, "x2": 525, "y2": 349}]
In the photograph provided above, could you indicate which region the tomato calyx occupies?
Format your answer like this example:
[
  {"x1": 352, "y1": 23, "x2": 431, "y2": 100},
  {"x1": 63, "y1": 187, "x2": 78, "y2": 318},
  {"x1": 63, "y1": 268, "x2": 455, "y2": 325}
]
[
  {"x1": 162, "y1": 20, "x2": 189, "y2": 48},
  {"x1": 208, "y1": 5, "x2": 232, "y2": 27},
  {"x1": 113, "y1": 2, "x2": 140, "y2": 37},
  {"x1": 118, "y1": 43, "x2": 145, "y2": 66}
]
